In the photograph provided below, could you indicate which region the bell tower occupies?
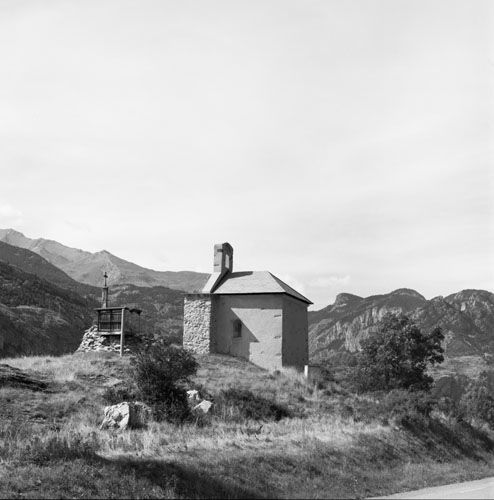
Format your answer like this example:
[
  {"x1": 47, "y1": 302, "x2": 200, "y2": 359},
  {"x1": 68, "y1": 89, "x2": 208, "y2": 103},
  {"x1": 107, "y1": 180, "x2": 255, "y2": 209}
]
[
  {"x1": 213, "y1": 242, "x2": 233, "y2": 274},
  {"x1": 202, "y1": 242, "x2": 234, "y2": 293}
]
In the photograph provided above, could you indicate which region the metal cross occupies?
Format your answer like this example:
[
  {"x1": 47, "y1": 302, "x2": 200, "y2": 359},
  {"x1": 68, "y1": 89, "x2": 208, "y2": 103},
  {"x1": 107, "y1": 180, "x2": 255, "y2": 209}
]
[{"x1": 103, "y1": 272, "x2": 108, "y2": 287}]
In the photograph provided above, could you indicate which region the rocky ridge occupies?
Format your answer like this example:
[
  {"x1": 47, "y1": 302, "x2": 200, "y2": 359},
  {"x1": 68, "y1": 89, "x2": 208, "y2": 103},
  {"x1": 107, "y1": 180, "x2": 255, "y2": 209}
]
[{"x1": 309, "y1": 288, "x2": 494, "y2": 362}]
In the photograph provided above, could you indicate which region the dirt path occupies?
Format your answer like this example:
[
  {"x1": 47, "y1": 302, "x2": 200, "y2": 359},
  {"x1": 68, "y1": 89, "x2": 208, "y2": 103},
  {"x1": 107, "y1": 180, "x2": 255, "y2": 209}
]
[{"x1": 376, "y1": 476, "x2": 494, "y2": 499}]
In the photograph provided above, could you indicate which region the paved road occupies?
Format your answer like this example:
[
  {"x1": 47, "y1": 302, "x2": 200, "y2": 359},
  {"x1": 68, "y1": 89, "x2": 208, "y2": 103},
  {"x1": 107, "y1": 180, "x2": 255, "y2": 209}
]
[{"x1": 375, "y1": 476, "x2": 494, "y2": 499}]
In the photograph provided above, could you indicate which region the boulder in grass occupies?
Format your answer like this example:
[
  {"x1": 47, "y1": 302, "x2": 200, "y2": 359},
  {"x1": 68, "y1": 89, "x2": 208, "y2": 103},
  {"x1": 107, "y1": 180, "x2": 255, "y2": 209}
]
[
  {"x1": 100, "y1": 401, "x2": 152, "y2": 430},
  {"x1": 193, "y1": 400, "x2": 213, "y2": 414},
  {"x1": 100, "y1": 402, "x2": 131, "y2": 430}
]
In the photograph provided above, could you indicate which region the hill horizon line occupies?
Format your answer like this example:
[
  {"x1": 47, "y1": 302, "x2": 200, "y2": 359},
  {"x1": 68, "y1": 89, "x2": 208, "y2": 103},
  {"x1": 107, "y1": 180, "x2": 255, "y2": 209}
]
[{"x1": 1, "y1": 227, "x2": 491, "y2": 312}]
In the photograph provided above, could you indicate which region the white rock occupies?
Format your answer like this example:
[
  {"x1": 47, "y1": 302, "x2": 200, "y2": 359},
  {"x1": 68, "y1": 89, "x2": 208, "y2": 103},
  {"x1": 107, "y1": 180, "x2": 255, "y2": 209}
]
[
  {"x1": 101, "y1": 402, "x2": 130, "y2": 430},
  {"x1": 100, "y1": 401, "x2": 152, "y2": 430},
  {"x1": 187, "y1": 389, "x2": 201, "y2": 404},
  {"x1": 193, "y1": 400, "x2": 213, "y2": 414}
]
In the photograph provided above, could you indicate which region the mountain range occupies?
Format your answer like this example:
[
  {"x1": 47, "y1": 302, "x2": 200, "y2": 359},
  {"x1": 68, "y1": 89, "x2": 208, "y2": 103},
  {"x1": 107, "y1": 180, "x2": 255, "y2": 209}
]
[
  {"x1": 0, "y1": 229, "x2": 209, "y2": 292},
  {"x1": 0, "y1": 240, "x2": 98, "y2": 298},
  {"x1": 309, "y1": 288, "x2": 494, "y2": 364}
]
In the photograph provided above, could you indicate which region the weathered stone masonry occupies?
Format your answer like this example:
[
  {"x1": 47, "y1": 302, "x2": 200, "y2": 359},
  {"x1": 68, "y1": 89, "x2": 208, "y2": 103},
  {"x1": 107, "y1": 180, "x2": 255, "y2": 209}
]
[
  {"x1": 183, "y1": 294, "x2": 215, "y2": 354},
  {"x1": 76, "y1": 325, "x2": 146, "y2": 354}
]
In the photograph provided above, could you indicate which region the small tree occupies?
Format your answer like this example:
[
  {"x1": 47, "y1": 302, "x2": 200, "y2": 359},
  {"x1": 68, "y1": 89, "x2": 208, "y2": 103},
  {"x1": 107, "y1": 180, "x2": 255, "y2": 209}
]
[
  {"x1": 355, "y1": 313, "x2": 444, "y2": 392},
  {"x1": 460, "y1": 370, "x2": 494, "y2": 428},
  {"x1": 131, "y1": 340, "x2": 198, "y2": 423}
]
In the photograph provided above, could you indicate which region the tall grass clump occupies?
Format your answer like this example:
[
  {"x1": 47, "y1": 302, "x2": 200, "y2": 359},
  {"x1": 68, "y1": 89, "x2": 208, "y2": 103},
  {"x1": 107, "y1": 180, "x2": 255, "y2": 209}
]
[
  {"x1": 2, "y1": 352, "x2": 126, "y2": 384},
  {"x1": 339, "y1": 389, "x2": 436, "y2": 426},
  {"x1": 214, "y1": 388, "x2": 292, "y2": 423},
  {"x1": 0, "y1": 421, "x2": 99, "y2": 465}
]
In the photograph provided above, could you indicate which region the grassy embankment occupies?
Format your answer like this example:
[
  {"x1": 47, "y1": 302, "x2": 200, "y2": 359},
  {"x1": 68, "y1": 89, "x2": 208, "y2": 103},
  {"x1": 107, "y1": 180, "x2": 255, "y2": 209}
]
[{"x1": 1, "y1": 352, "x2": 493, "y2": 499}]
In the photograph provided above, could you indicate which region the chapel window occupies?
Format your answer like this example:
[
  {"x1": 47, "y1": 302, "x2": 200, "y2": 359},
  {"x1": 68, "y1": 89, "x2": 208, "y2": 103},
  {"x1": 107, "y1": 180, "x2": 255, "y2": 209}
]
[{"x1": 233, "y1": 319, "x2": 242, "y2": 338}]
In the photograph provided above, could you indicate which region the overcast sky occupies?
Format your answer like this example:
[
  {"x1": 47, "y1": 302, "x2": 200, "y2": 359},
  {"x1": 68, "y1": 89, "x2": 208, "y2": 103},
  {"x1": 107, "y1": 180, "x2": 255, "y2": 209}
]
[{"x1": 0, "y1": 0, "x2": 492, "y2": 310}]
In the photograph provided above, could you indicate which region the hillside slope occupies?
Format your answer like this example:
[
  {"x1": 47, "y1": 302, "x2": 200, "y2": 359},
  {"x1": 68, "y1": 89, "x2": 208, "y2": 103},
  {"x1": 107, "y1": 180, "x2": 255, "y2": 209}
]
[
  {"x1": 0, "y1": 240, "x2": 186, "y2": 345},
  {"x1": 1, "y1": 353, "x2": 494, "y2": 499},
  {"x1": 0, "y1": 261, "x2": 96, "y2": 357},
  {"x1": 0, "y1": 228, "x2": 209, "y2": 292},
  {"x1": 107, "y1": 283, "x2": 185, "y2": 342},
  {"x1": 0, "y1": 240, "x2": 99, "y2": 298},
  {"x1": 309, "y1": 288, "x2": 494, "y2": 362}
]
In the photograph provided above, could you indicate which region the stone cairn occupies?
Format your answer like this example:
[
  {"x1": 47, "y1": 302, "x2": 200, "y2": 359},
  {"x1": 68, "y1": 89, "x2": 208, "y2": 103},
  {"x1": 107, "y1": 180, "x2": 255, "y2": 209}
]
[{"x1": 76, "y1": 326, "x2": 148, "y2": 355}]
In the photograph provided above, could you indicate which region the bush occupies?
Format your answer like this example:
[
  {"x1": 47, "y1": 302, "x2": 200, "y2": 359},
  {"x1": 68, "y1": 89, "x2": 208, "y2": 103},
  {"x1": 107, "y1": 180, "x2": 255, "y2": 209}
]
[
  {"x1": 215, "y1": 388, "x2": 291, "y2": 422},
  {"x1": 131, "y1": 340, "x2": 198, "y2": 423},
  {"x1": 323, "y1": 351, "x2": 357, "y2": 368},
  {"x1": 382, "y1": 389, "x2": 436, "y2": 421},
  {"x1": 103, "y1": 384, "x2": 139, "y2": 405}
]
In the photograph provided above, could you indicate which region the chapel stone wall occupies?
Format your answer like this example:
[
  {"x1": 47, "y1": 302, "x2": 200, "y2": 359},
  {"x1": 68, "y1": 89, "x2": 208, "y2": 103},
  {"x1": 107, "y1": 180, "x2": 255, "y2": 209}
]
[{"x1": 183, "y1": 294, "x2": 214, "y2": 354}]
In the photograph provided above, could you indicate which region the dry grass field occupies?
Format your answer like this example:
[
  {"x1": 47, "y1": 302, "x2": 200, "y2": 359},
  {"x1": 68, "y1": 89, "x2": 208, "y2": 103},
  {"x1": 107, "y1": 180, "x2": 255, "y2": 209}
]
[{"x1": 1, "y1": 352, "x2": 494, "y2": 499}]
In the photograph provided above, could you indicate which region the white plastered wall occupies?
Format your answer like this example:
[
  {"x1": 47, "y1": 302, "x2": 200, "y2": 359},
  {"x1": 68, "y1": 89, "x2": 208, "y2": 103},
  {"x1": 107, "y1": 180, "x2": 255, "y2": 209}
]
[{"x1": 213, "y1": 294, "x2": 283, "y2": 370}]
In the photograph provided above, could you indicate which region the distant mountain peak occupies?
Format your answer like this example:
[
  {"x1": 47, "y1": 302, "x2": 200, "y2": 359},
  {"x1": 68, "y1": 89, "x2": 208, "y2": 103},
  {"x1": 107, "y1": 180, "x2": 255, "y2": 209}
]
[
  {"x1": 2, "y1": 228, "x2": 25, "y2": 236},
  {"x1": 333, "y1": 293, "x2": 363, "y2": 307},
  {"x1": 0, "y1": 228, "x2": 27, "y2": 241},
  {"x1": 93, "y1": 249, "x2": 113, "y2": 260},
  {"x1": 430, "y1": 295, "x2": 445, "y2": 302},
  {"x1": 389, "y1": 288, "x2": 426, "y2": 300},
  {"x1": 447, "y1": 289, "x2": 493, "y2": 302}
]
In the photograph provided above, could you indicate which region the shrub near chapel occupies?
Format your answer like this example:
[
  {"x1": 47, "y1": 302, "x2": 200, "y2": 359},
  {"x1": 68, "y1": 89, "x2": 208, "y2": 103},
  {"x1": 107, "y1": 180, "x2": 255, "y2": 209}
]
[
  {"x1": 131, "y1": 340, "x2": 198, "y2": 423},
  {"x1": 355, "y1": 313, "x2": 444, "y2": 392}
]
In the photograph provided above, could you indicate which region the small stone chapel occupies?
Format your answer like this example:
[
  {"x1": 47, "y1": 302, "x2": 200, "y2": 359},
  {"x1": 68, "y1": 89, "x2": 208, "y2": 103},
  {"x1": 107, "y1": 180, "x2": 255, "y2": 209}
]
[{"x1": 183, "y1": 243, "x2": 312, "y2": 370}]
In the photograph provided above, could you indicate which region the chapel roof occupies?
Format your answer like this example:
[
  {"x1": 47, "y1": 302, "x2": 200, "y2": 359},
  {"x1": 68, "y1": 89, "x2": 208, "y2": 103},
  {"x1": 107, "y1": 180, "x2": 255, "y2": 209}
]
[{"x1": 211, "y1": 271, "x2": 312, "y2": 304}]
